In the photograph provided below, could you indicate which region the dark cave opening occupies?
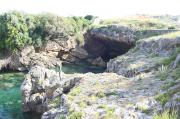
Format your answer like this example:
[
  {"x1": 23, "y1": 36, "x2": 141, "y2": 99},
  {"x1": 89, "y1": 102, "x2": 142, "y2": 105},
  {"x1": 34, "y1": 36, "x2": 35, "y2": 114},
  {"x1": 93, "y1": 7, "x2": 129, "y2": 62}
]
[{"x1": 84, "y1": 36, "x2": 134, "y2": 62}]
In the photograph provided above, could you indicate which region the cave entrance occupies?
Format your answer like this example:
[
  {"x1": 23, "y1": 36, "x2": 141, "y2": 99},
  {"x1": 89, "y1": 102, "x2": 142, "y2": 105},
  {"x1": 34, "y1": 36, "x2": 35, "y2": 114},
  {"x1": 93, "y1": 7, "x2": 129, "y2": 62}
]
[{"x1": 84, "y1": 36, "x2": 134, "y2": 62}]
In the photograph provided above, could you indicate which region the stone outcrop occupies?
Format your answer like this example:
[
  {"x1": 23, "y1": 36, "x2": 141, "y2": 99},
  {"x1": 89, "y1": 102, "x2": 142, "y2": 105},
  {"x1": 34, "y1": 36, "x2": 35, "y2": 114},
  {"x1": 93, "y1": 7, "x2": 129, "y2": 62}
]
[
  {"x1": 84, "y1": 25, "x2": 135, "y2": 62},
  {"x1": 21, "y1": 66, "x2": 83, "y2": 113},
  {"x1": 107, "y1": 35, "x2": 180, "y2": 77},
  {"x1": 5, "y1": 46, "x2": 61, "y2": 71}
]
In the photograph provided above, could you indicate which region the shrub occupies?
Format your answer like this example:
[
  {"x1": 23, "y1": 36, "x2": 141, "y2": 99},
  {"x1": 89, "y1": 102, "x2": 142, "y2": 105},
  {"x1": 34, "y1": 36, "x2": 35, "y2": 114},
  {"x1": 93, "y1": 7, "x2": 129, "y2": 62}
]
[{"x1": 0, "y1": 11, "x2": 92, "y2": 53}]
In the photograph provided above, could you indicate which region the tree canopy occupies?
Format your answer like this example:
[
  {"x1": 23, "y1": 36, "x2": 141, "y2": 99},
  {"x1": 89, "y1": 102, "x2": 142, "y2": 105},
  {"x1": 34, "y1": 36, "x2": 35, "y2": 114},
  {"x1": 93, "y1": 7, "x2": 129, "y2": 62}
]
[{"x1": 0, "y1": 11, "x2": 92, "y2": 53}]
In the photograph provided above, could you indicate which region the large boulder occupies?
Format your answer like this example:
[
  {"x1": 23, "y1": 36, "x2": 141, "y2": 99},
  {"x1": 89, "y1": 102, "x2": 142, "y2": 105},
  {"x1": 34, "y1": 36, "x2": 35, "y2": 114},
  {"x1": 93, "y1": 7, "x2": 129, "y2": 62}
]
[{"x1": 84, "y1": 25, "x2": 135, "y2": 61}]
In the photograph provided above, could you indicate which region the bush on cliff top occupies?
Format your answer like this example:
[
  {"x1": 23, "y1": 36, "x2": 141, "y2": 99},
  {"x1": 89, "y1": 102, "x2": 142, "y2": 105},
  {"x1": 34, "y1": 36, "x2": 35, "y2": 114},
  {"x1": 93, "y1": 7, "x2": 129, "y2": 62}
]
[{"x1": 0, "y1": 11, "x2": 92, "y2": 53}]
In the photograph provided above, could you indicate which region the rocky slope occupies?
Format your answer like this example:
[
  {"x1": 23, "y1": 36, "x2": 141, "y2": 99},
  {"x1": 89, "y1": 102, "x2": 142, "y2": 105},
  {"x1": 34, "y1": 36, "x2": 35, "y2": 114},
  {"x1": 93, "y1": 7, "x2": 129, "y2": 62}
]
[
  {"x1": 107, "y1": 32, "x2": 180, "y2": 77},
  {"x1": 21, "y1": 66, "x2": 162, "y2": 119},
  {"x1": 21, "y1": 31, "x2": 180, "y2": 119}
]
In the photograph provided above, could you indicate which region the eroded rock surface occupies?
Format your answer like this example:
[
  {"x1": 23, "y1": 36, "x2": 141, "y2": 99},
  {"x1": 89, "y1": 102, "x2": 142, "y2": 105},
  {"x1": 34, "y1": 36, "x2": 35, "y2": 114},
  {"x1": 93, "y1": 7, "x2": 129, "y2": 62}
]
[{"x1": 107, "y1": 35, "x2": 180, "y2": 77}]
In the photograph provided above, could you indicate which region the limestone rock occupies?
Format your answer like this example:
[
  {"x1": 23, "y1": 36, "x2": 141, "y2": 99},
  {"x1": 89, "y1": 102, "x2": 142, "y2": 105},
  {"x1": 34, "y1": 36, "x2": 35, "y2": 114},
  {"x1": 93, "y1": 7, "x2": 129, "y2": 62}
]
[
  {"x1": 107, "y1": 36, "x2": 180, "y2": 77},
  {"x1": 21, "y1": 65, "x2": 82, "y2": 113}
]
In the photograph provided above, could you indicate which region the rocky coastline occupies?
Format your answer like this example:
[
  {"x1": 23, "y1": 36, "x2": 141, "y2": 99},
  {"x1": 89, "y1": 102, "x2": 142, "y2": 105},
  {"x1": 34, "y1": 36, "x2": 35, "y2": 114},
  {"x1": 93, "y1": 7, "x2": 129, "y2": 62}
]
[{"x1": 0, "y1": 23, "x2": 180, "y2": 119}]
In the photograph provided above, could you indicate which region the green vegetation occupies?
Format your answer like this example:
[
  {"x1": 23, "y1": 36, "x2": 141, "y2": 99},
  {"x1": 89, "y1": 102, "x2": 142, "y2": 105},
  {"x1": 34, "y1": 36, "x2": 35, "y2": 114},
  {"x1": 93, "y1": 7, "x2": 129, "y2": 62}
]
[
  {"x1": 157, "y1": 65, "x2": 169, "y2": 81},
  {"x1": 158, "y1": 31, "x2": 180, "y2": 39},
  {"x1": 0, "y1": 11, "x2": 92, "y2": 53},
  {"x1": 156, "y1": 85, "x2": 180, "y2": 106},
  {"x1": 171, "y1": 66, "x2": 180, "y2": 80},
  {"x1": 161, "y1": 81, "x2": 177, "y2": 90},
  {"x1": 153, "y1": 109, "x2": 178, "y2": 119},
  {"x1": 68, "y1": 111, "x2": 83, "y2": 119},
  {"x1": 98, "y1": 104, "x2": 116, "y2": 119},
  {"x1": 162, "y1": 47, "x2": 180, "y2": 66},
  {"x1": 100, "y1": 17, "x2": 177, "y2": 30},
  {"x1": 68, "y1": 87, "x2": 81, "y2": 100},
  {"x1": 155, "y1": 93, "x2": 170, "y2": 106},
  {"x1": 143, "y1": 31, "x2": 180, "y2": 43},
  {"x1": 49, "y1": 97, "x2": 61, "y2": 107},
  {"x1": 137, "y1": 105, "x2": 149, "y2": 114}
]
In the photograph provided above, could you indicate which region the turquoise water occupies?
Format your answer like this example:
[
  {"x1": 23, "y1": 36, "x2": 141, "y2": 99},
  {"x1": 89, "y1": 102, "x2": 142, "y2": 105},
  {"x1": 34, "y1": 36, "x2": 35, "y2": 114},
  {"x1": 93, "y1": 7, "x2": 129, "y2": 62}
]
[
  {"x1": 61, "y1": 62, "x2": 105, "y2": 74},
  {"x1": 0, "y1": 64, "x2": 105, "y2": 119}
]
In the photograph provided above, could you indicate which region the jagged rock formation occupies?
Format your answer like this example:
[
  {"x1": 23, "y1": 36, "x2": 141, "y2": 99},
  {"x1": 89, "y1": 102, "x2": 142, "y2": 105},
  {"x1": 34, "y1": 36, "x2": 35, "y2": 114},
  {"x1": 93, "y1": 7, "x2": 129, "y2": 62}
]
[
  {"x1": 84, "y1": 25, "x2": 135, "y2": 62},
  {"x1": 21, "y1": 66, "x2": 83, "y2": 113},
  {"x1": 107, "y1": 35, "x2": 180, "y2": 77}
]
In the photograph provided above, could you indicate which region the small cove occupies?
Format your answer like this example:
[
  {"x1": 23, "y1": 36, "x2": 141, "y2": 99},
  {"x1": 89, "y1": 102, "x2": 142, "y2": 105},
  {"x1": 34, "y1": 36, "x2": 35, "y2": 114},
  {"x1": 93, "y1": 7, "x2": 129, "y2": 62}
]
[{"x1": 0, "y1": 63, "x2": 105, "y2": 119}]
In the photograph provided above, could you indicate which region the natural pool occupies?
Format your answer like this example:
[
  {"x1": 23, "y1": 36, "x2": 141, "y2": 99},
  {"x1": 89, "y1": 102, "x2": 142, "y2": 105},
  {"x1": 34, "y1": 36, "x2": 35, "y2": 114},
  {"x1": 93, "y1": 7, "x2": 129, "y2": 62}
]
[{"x1": 0, "y1": 63, "x2": 105, "y2": 119}]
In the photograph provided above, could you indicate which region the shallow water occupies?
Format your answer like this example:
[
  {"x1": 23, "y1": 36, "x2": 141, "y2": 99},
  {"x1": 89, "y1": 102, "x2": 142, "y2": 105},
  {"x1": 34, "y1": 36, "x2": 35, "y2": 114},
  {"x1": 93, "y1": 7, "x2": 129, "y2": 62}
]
[{"x1": 0, "y1": 63, "x2": 105, "y2": 119}]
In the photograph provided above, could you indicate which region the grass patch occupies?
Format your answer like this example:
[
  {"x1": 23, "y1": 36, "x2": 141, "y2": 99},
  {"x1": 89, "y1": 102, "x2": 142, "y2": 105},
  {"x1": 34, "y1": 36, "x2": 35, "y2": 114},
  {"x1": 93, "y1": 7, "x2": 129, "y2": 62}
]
[
  {"x1": 67, "y1": 87, "x2": 82, "y2": 101},
  {"x1": 137, "y1": 106, "x2": 149, "y2": 114},
  {"x1": 156, "y1": 85, "x2": 180, "y2": 106},
  {"x1": 49, "y1": 97, "x2": 61, "y2": 107},
  {"x1": 159, "y1": 31, "x2": 180, "y2": 39},
  {"x1": 161, "y1": 82, "x2": 177, "y2": 90},
  {"x1": 98, "y1": 104, "x2": 116, "y2": 119},
  {"x1": 68, "y1": 111, "x2": 83, "y2": 119},
  {"x1": 175, "y1": 98, "x2": 180, "y2": 102},
  {"x1": 153, "y1": 109, "x2": 178, "y2": 119},
  {"x1": 171, "y1": 67, "x2": 180, "y2": 80},
  {"x1": 68, "y1": 87, "x2": 81, "y2": 97},
  {"x1": 100, "y1": 17, "x2": 177, "y2": 30},
  {"x1": 157, "y1": 65, "x2": 169, "y2": 81},
  {"x1": 162, "y1": 47, "x2": 180, "y2": 66},
  {"x1": 155, "y1": 93, "x2": 170, "y2": 106}
]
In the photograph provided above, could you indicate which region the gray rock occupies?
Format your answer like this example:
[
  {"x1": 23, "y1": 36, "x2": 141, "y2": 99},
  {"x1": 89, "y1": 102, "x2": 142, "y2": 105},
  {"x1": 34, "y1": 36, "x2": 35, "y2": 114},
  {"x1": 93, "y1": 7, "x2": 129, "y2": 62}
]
[
  {"x1": 21, "y1": 65, "x2": 82, "y2": 113},
  {"x1": 107, "y1": 35, "x2": 180, "y2": 77}
]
